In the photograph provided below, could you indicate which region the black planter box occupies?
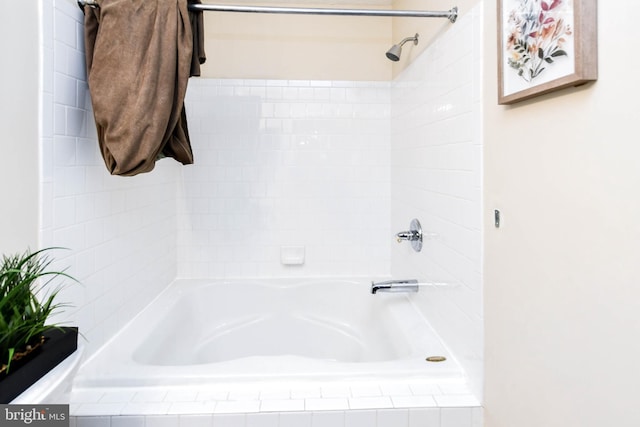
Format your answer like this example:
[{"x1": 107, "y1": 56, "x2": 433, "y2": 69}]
[{"x1": 0, "y1": 326, "x2": 78, "y2": 403}]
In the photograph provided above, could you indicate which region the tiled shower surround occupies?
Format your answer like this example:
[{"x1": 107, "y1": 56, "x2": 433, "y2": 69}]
[
  {"x1": 40, "y1": 0, "x2": 180, "y2": 358},
  {"x1": 41, "y1": 0, "x2": 482, "y2": 426},
  {"x1": 391, "y1": 5, "x2": 484, "y2": 400},
  {"x1": 178, "y1": 79, "x2": 391, "y2": 278}
]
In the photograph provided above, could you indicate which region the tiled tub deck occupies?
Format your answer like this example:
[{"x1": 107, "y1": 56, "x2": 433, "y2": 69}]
[{"x1": 70, "y1": 378, "x2": 481, "y2": 427}]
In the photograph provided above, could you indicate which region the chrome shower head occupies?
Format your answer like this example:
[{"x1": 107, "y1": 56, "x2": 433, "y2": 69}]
[
  {"x1": 386, "y1": 33, "x2": 419, "y2": 62},
  {"x1": 385, "y1": 45, "x2": 403, "y2": 62}
]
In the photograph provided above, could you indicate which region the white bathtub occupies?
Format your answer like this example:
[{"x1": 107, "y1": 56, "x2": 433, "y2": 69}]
[{"x1": 74, "y1": 278, "x2": 462, "y2": 388}]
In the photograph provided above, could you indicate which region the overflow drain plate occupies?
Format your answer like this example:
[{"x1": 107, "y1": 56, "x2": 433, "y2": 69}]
[{"x1": 425, "y1": 356, "x2": 447, "y2": 362}]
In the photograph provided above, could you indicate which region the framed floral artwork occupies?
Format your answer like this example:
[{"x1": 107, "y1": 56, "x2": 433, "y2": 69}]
[{"x1": 498, "y1": 0, "x2": 597, "y2": 105}]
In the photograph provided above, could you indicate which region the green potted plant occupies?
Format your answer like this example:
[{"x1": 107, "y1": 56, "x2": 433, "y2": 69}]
[{"x1": 0, "y1": 248, "x2": 78, "y2": 403}]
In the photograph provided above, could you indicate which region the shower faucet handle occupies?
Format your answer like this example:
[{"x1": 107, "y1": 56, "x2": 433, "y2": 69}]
[
  {"x1": 395, "y1": 231, "x2": 419, "y2": 243},
  {"x1": 395, "y1": 218, "x2": 423, "y2": 252}
]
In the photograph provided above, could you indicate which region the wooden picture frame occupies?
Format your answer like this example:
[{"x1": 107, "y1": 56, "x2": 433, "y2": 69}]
[{"x1": 498, "y1": 0, "x2": 597, "y2": 105}]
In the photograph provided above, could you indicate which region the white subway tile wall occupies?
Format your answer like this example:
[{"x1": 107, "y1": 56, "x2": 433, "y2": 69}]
[
  {"x1": 179, "y1": 79, "x2": 391, "y2": 278},
  {"x1": 390, "y1": 4, "x2": 484, "y2": 399},
  {"x1": 41, "y1": 0, "x2": 179, "y2": 357}
]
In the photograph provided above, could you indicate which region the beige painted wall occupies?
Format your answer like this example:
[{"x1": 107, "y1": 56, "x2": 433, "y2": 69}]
[
  {"x1": 198, "y1": 0, "x2": 479, "y2": 80},
  {"x1": 199, "y1": 1, "x2": 393, "y2": 80},
  {"x1": 391, "y1": 0, "x2": 480, "y2": 77},
  {"x1": 0, "y1": 1, "x2": 40, "y2": 254},
  {"x1": 483, "y1": 1, "x2": 640, "y2": 426}
]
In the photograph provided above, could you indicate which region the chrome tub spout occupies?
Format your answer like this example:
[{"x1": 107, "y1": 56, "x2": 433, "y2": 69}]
[{"x1": 371, "y1": 279, "x2": 419, "y2": 294}]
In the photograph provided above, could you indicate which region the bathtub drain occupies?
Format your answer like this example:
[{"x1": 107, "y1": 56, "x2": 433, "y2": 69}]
[{"x1": 425, "y1": 356, "x2": 446, "y2": 362}]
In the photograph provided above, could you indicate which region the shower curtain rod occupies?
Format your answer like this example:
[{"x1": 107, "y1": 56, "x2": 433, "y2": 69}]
[{"x1": 77, "y1": 0, "x2": 458, "y2": 23}]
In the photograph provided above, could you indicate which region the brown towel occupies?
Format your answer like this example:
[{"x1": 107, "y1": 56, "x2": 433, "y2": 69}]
[
  {"x1": 83, "y1": 0, "x2": 194, "y2": 176},
  {"x1": 188, "y1": 0, "x2": 206, "y2": 76}
]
